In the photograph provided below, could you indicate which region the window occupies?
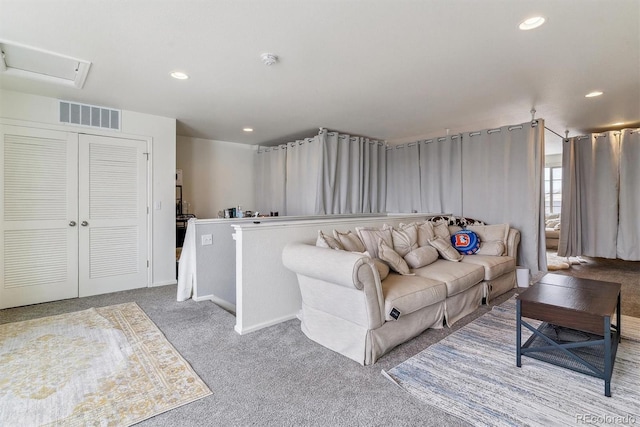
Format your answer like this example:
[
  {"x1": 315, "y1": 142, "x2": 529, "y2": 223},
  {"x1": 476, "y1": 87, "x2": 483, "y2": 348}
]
[{"x1": 544, "y1": 167, "x2": 562, "y2": 214}]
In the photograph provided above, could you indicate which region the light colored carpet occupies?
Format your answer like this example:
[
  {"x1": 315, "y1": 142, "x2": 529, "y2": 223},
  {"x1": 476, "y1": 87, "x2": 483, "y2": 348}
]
[
  {"x1": 621, "y1": 315, "x2": 640, "y2": 342},
  {"x1": 0, "y1": 302, "x2": 211, "y2": 426},
  {"x1": 383, "y1": 297, "x2": 639, "y2": 427}
]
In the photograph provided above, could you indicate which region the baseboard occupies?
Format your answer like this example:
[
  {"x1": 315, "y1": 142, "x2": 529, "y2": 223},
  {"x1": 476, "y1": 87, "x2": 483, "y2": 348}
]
[
  {"x1": 234, "y1": 312, "x2": 298, "y2": 335},
  {"x1": 195, "y1": 294, "x2": 237, "y2": 314},
  {"x1": 151, "y1": 280, "x2": 177, "y2": 287}
]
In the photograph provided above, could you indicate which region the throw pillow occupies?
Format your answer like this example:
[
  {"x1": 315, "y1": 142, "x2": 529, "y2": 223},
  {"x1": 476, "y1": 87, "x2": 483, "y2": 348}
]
[
  {"x1": 450, "y1": 230, "x2": 480, "y2": 255},
  {"x1": 378, "y1": 240, "x2": 413, "y2": 275},
  {"x1": 401, "y1": 221, "x2": 435, "y2": 247},
  {"x1": 432, "y1": 221, "x2": 450, "y2": 240},
  {"x1": 404, "y1": 246, "x2": 439, "y2": 269},
  {"x1": 428, "y1": 236, "x2": 463, "y2": 262},
  {"x1": 466, "y1": 224, "x2": 510, "y2": 256},
  {"x1": 355, "y1": 226, "x2": 393, "y2": 259},
  {"x1": 391, "y1": 223, "x2": 419, "y2": 257},
  {"x1": 333, "y1": 230, "x2": 366, "y2": 253},
  {"x1": 315, "y1": 230, "x2": 343, "y2": 250},
  {"x1": 476, "y1": 241, "x2": 506, "y2": 256}
]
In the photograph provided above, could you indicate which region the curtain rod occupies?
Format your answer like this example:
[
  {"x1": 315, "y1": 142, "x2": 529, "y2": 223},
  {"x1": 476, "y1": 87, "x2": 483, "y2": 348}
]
[{"x1": 544, "y1": 126, "x2": 565, "y2": 139}]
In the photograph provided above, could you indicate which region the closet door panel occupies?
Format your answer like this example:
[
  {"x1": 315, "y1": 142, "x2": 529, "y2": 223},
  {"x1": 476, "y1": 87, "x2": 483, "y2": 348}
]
[
  {"x1": 78, "y1": 134, "x2": 148, "y2": 297},
  {"x1": 0, "y1": 125, "x2": 78, "y2": 308}
]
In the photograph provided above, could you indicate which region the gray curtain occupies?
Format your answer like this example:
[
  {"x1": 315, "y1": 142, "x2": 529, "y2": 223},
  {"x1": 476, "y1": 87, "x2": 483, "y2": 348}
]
[
  {"x1": 461, "y1": 121, "x2": 546, "y2": 274},
  {"x1": 256, "y1": 129, "x2": 387, "y2": 216},
  {"x1": 385, "y1": 143, "x2": 420, "y2": 213},
  {"x1": 418, "y1": 135, "x2": 462, "y2": 215},
  {"x1": 561, "y1": 129, "x2": 640, "y2": 260},
  {"x1": 316, "y1": 130, "x2": 386, "y2": 214},
  {"x1": 285, "y1": 137, "x2": 323, "y2": 216},
  {"x1": 558, "y1": 132, "x2": 619, "y2": 258},
  {"x1": 617, "y1": 129, "x2": 640, "y2": 260},
  {"x1": 255, "y1": 145, "x2": 286, "y2": 215}
]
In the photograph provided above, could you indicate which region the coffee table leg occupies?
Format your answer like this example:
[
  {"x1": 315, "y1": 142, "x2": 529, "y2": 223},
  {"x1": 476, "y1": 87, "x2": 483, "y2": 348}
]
[
  {"x1": 604, "y1": 315, "x2": 612, "y2": 397},
  {"x1": 516, "y1": 300, "x2": 522, "y2": 367},
  {"x1": 617, "y1": 293, "x2": 621, "y2": 343}
]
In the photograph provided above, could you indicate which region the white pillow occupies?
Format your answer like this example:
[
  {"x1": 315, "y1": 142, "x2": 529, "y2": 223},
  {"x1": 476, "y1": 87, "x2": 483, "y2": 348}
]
[
  {"x1": 404, "y1": 246, "x2": 439, "y2": 269},
  {"x1": 432, "y1": 222, "x2": 450, "y2": 240},
  {"x1": 333, "y1": 230, "x2": 366, "y2": 253},
  {"x1": 401, "y1": 221, "x2": 435, "y2": 247},
  {"x1": 355, "y1": 226, "x2": 393, "y2": 259},
  {"x1": 391, "y1": 223, "x2": 419, "y2": 257},
  {"x1": 476, "y1": 241, "x2": 506, "y2": 256},
  {"x1": 466, "y1": 224, "x2": 509, "y2": 256},
  {"x1": 315, "y1": 230, "x2": 343, "y2": 250},
  {"x1": 428, "y1": 236, "x2": 463, "y2": 262},
  {"x1": 378, "y1": 240, "x2": 413, "y2": 275}
]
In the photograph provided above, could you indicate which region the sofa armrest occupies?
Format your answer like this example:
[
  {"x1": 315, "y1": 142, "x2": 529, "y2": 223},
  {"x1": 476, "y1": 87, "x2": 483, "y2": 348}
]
[
  {"x1": 282, "y1": 243, "x2": 385, "y2": 329},
  {"x1": 506, "y1": 228, "x2": 520, "y2": 260}
]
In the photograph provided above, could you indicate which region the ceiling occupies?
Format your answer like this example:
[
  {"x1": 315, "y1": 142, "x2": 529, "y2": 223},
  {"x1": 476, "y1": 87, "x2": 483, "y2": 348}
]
[{"x1": 1, "y1": 0, "x2": 638, "y2": 153}]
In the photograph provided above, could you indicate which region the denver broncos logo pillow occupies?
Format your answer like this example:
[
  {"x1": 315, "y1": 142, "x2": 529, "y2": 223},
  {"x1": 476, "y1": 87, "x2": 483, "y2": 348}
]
[{"x1": 450, "y1": 230, "x2": 480, "y2": 255}]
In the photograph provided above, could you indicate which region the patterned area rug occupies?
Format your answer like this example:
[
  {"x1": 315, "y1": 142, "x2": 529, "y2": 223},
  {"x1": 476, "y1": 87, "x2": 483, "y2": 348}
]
[
  {"x1": 383, "y1": 298, "x2": 639, "y2": 427},
  {"x1": 0, "y1": 302, "x2": 211, "y2": 426}
]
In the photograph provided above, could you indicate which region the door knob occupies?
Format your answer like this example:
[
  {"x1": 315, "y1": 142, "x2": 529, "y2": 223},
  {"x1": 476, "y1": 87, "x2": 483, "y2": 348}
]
[
  {"x1": 81, "y1": 221, "x2": 89, "y2": 226},
  {"x1": 69, "y1": 221, "x2": 76, "y2": 226}
]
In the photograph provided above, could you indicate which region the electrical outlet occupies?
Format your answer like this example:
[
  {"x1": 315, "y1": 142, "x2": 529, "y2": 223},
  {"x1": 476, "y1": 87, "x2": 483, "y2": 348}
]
[{"x1": 201, "y1": 234, "x2": 213, "y2": 245}]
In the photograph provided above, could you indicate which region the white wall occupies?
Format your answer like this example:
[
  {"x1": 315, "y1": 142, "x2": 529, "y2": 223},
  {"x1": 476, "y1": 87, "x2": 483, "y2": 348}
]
[
  {"x1": 0, "y1": 89, "x2": 177, "y2": 287},
  {"x1": 176, "y1": 135, "x2": 255, "y2": 219}
]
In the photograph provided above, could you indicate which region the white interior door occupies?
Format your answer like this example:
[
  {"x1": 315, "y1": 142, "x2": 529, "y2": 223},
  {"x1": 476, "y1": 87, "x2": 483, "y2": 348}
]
[
  {"x1": 0, "y1": 125, "x2": 78, "y2": 309},
  {"x1": 78, "y1": 134, "x2": 148, "y2": 297}
]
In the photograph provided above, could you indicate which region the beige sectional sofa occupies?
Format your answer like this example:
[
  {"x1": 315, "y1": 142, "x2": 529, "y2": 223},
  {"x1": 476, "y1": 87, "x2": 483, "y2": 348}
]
[{"x1": 282, "y1": 216, "x2": 520, "y2": 365}]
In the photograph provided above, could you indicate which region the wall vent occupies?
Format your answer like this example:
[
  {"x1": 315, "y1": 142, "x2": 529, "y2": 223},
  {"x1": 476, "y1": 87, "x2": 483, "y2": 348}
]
[{"x1": 59, "y1": 100, "x2": 121, "y2": 131}]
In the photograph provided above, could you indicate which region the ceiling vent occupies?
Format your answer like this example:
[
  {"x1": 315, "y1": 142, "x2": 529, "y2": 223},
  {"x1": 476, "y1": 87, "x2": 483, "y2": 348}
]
[
  {"x1": 59, "y1": 100, "x2": 121, "y2": 131},
  {"x1": 0, "y1": 40, "x2": 91, "y2": 88}
]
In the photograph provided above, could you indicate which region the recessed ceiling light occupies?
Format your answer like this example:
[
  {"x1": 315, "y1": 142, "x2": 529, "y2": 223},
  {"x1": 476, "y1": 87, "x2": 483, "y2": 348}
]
[
  {"x1": 519, "y1": 16, "x2": 545, "y2": 30},
  {"x1": 585, "y1": 91, "x2": 603, "y2": 98},
  {"x1": 243, "y1": 127, "x2": 254, "y2": 132},
  {"x1": 612, "y1": 122, "x2": 625, "y2": 126},
  {"x1": 170, "y1": 71, "x2": 189, "y2": 80}
]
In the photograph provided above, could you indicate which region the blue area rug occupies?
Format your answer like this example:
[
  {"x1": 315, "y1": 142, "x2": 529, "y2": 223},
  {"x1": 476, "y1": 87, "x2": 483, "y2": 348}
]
[{"x1": 383, "y1": 297, "x2": 639, "y2": 427}]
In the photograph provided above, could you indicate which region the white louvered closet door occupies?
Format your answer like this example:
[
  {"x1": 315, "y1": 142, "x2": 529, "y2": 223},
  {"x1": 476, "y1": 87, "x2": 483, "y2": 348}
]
[
  {"x1": 78, "y1": 134, "x2": 148, "y2": 297},
  {"x1": 0, "y1": 125, "x2": 78, "y2": 308}
]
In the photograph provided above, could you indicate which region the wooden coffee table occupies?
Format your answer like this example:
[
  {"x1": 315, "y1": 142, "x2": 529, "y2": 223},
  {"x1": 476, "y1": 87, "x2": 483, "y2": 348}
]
[{"x1": 516, "y1": 273, "x2": 621, "y2": 397}]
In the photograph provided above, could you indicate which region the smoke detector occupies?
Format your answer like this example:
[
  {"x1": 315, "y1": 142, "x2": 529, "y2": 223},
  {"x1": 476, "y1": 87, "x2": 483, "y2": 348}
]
[{"x1": 260, "y1": 53, "x2": 278, "y2": 66}]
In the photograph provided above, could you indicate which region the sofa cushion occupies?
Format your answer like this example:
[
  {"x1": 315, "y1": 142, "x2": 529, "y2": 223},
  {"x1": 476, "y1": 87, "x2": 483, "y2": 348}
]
[
  {"x1": 316, "y1": 230, "x2": 343, "y2": 250},
  {"x1": 378, "y1": 240, "x2": 412, "y2": 275},
  {"x1": 333, "y1": 229, "x2": 366, "y2": 253},
  {"x1": 381, "y1": 273, "x2": 447, "y2": 321},
  {"x1": 428, "y1": 236, "x2": 463, "y2": 262},
  {"x1": 356, "y1": 226, "x2": 393, "y2": 259},
  {"x1": 460, "y1": 255, "x2": 516, "y2": 281},
  {"x1": 412, "y1": 259, "x2": 485, "y2": 296},
  {"x1": 404, "y1": 246, "x2": 439, "y2": 269},
  {"x1": 391, "y1": 223, "x2": 419, "y2": 257}
]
